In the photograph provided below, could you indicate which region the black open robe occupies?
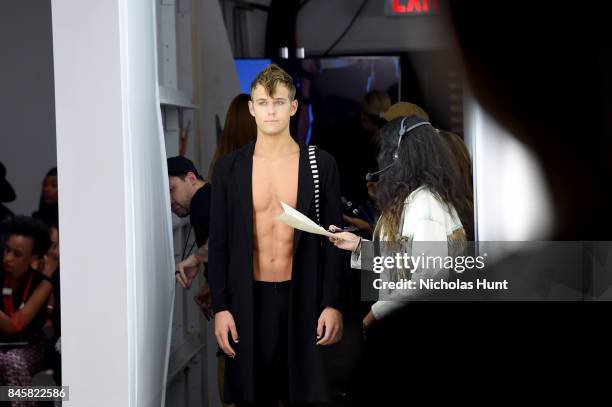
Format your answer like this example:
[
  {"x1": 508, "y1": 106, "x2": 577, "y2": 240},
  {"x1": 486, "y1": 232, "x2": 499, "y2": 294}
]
[{"x1": 208, "y1": 140, "x2": 344, "y2": 404}]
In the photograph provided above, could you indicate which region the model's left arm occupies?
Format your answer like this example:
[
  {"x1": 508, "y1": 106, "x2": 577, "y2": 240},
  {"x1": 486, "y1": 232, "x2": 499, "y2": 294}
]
[
  {"x1": 315, "y1": 150, "x2": 345, "y2": 345},
  {"x1": 319, "y1": 150, "x2": 344, "y2": 312}
]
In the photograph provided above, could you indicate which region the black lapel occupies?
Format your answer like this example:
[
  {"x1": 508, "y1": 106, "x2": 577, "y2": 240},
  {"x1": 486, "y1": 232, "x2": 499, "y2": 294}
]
[
  {"x1": 236, "y1": 140, "x2": 255, "y2": 252},
  {"x1": 293, "y1": 141, "x2": 315, "y2": 256}
]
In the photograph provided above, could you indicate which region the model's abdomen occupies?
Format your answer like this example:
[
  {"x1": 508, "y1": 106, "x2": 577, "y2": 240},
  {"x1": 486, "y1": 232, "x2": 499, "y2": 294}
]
[{"x1": 252, "y1": 152, "x2": 299, "y2": 282}]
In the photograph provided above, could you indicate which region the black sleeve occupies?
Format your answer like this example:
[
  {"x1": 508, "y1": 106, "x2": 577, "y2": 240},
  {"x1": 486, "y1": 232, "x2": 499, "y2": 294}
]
[
  {"x1": 318, "y1": 150, "x2": 345, "y2": 312},
  {"x1": 190, "y1": 185, "x2": 212, "y2": 248},
  {"x1": 208, "y1": 158, "x2": 230, "y2": 313}
]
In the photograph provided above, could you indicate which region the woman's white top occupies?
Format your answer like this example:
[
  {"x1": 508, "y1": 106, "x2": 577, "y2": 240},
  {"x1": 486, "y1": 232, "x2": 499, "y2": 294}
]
[{"x1": 351, "y1": 186, "x2": 464, "y2": 320}]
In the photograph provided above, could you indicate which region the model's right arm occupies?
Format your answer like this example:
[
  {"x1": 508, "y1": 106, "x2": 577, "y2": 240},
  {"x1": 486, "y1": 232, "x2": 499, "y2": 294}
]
[{"x1": 208, "y1": 157, "x2": 230, "y2": 313}]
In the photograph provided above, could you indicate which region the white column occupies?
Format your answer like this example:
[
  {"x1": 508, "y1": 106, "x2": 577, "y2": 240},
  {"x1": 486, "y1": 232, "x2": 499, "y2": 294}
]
[{"x1": 51, "y1": 0, "x2": 175, "y2": 405}]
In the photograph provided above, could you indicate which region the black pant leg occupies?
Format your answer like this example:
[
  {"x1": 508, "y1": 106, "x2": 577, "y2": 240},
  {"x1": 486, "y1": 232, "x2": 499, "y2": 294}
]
[{"x1": 252, "y1": 281, "x2": 292, "y2": 407}]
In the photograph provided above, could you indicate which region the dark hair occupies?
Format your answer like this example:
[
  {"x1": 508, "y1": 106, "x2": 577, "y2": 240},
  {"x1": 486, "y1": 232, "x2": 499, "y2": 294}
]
[
  {"x1": 208, "y1": 94, "x2": 257, "y2": 179},
  {"x1": 6, "y1": 215, "x2": 51, "y2": 257},
  {"x1": 375, "y1": 116, "x2": 474, "y2": 241},
  {"x1": 173, "y1": 172, "x2": 203, "y2": 182},
  {"x1": 438, "y1": 130, "x2": 475, "y2": 240}
]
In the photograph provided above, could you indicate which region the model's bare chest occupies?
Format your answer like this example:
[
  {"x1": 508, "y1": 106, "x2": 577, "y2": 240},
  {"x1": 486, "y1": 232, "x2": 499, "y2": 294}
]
[{"x1": 252, "y1": 153, "x2": 299, "y2": 213}]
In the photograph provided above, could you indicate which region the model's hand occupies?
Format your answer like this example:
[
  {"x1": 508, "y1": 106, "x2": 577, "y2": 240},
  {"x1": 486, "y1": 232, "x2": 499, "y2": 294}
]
[
  {"x1": 316, "y1": 307, "x2": 343, "y2": 345},
  {"x1": 328, "y1": 225, "x2": 360, "y2": 251},
  {"x1": 215, "y1": 310, "x2": 238, "y2": 358},
  {"x1": 363, "y1": 310, "x2": 376, "y2": 332},
  {"x1": 193, "y1": 282, "x2": 213, "y2": 321},
  {"x1": 175, "y1": 254, "x2": 199, "y2": 289}
]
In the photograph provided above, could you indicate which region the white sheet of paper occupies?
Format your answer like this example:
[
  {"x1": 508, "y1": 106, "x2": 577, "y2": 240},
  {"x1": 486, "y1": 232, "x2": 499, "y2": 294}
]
[{"x1": 275, "y1": 201, "x2": 354, "y2": 241}]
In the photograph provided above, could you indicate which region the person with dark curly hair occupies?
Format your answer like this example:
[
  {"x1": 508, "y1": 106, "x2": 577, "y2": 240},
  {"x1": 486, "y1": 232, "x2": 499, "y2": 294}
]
[
  {"x1": 328, "y1": 115, "x2": 472, "y2": 326},
  {"x1": 0, "y1": 216, "x2": 58, "y2": 399}
]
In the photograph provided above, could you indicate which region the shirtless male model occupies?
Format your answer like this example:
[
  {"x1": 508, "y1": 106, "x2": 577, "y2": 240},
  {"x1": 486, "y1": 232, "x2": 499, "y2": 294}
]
[{"x1": 208, "y1": 64, "x2": 344, "y2": 406}]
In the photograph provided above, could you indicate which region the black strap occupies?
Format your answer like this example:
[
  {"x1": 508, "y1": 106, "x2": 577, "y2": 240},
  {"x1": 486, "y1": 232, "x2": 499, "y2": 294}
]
[{"x1": 308, "y1": 145, "x2": 321, "y2": 225}]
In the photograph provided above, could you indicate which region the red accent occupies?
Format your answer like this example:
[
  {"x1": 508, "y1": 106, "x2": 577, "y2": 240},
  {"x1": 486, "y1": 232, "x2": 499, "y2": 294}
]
[
  {"x1": 392, "y1": 0, "x2": 406, "y2": 12},
  {"x1": 390, "y1": 0, "x2": 437, "y2": 14},
  {"x1": 407, "y1": 0, "x2": 422, "y2": 13},
  {"x1": 2, "y1": 290, "x2": 13, "y2": 317},
  {"x1": 11, "y1": 313, "x2": 25, "y2": 332}
]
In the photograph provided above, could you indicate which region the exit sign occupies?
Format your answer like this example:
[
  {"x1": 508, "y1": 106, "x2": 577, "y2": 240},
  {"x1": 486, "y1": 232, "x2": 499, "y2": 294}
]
[{"x1": 385, "y1": 0, "x2": 439, "y2": 16}]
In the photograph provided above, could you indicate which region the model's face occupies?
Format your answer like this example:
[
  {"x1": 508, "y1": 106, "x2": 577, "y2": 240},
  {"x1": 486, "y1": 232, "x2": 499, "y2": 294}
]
[
  {"x1": 169, "y1": 175, "x2": 195, "y2": 217},
  {"x1": 3, "y1": 235, "x2": 36, "y2": 276},
  {"x1": 42, "y1": 175, "x2": 58, "y2": 205},
  {"x1": 249, "y1": 84, "x2": 298, "y2": 137}
]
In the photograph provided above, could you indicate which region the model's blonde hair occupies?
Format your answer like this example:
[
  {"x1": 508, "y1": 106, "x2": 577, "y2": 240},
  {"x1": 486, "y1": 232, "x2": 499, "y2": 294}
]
[{"x1": 250, "y1": 64, "x2": 296, "y2": 100}]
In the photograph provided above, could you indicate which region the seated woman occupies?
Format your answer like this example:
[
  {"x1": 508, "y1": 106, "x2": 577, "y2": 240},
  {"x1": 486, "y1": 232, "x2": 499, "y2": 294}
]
[
  {"x1": 0, "y1": 216, "x2": 57, "y2": 402},
  {"x1": 329, "y1": 115, "x2": 473, "y2": 328}
]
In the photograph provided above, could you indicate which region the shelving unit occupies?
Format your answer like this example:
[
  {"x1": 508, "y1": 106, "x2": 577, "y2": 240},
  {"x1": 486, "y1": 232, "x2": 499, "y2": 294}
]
[{"x1": 157, "y1": 1, "x2": 207, "y2": 406}]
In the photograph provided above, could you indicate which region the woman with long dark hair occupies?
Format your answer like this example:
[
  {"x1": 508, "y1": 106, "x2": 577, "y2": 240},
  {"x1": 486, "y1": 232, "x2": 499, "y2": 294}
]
[
  {"x1": 329, "y1": 115, "x2": 473, "y2": 327},
  {"x1": 207, "y1": 94, "x2": 257, "y2": 181}
]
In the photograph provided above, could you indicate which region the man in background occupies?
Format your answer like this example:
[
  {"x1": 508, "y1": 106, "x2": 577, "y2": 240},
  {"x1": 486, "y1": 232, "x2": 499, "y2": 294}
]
[{"x1": 167, "y1": 156, "x2": 212, "y2": 319}]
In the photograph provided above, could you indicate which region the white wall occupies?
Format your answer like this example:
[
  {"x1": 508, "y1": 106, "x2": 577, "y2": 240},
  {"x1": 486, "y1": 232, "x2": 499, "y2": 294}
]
[
  {"x1": 52, "y1": 0, "x2": 175, "y2": 406},
  {"x1": 196, "y1": 0, "x2": 241, "y2": 178},
  {"x1": 463, "y1": 89, "x2": 555, "y2": 258},
  {"x1": 0, "y1": 0, "x2": 56, "y2": 216}
]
